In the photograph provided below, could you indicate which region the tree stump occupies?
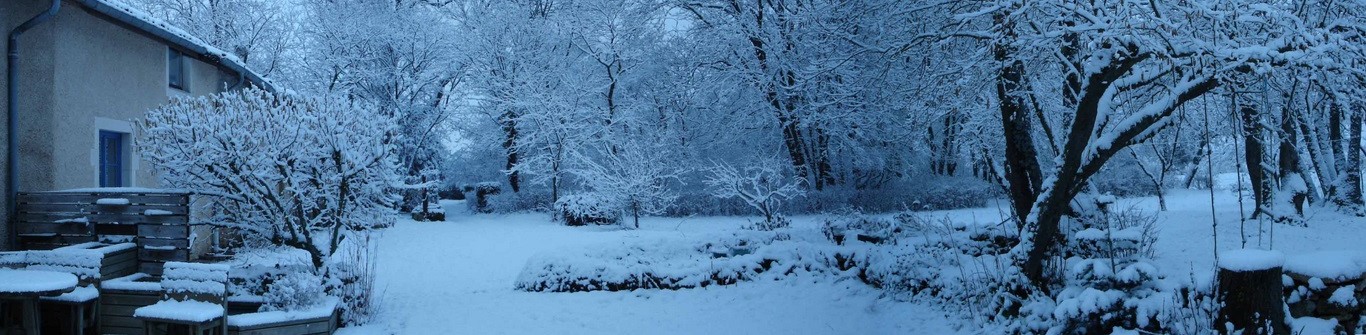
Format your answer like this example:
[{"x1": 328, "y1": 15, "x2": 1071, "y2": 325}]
[{"x1": 1216, "y1": 249, "x2": 1289, "y2": 335}]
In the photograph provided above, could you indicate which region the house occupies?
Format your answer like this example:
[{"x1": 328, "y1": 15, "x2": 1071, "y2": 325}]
[{"x1": 1, "y1": 0, "x2": 271, "y2": 250}]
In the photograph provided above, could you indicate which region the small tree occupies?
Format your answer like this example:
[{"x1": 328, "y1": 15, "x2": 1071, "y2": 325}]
[
  {"x1": 703, "y1": 159, "x2": 805, "y2": 230},
  {"x1": 569, "y1": 139, "x2": 684, "y2": 228},
  {"x1": 138, "y1": 88, "x2": 402, "y2": 270}
]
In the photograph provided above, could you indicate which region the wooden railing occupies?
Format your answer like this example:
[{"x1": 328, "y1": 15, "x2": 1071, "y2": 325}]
[{"x1": 15, "y1": 189, "x2": 193, "y2": 275}]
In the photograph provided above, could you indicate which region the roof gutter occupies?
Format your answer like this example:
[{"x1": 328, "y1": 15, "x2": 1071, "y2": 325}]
[
  {"x1": 72, "y1": 0, "x2": 274, "y2": 92},
  {"x1": 7, "y1": 0, "x2": 62, "y2": 250}
]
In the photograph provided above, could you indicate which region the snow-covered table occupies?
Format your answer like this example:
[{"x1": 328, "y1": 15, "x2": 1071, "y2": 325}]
[{"x1": 0, "y1": 269, "x2": 78, "y2": 335}]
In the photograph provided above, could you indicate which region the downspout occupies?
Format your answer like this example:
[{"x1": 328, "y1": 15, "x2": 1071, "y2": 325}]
[{"x1": 7, "y1": 0, "x2": 62, "y2": 249}]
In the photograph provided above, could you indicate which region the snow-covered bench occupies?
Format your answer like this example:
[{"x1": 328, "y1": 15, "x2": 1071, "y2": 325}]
[
  {"x1": 0, "y1": 248, "x2": 107, "y2": 333},
  {"x1": 134, "y1": 262, "x2": 230, "y2": 334}
]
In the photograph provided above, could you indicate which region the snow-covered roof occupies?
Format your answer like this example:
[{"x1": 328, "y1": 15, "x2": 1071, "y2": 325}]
[{"x1": 72, "y1": 0, "x2": 276, "y2": 91}]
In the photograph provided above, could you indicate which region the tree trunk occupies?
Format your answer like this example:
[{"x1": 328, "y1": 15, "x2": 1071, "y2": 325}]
[
  {"x1": 500, "y1": 111, "x2": 521, "y2": 193},
  {"x1": 1345, "y1": 102, "x2": 1364, "y2": 213},
  {"x1": 1183, "y1": 137, "x2": 1211, "y2": 189},
  {"x1": 1279, "y1": 106, "x2": 1307, "y2": 216},
  {"x1": 1241, "y1": 102, "x2": 1273, "y2": 216},
  {"x1": 1216, "y1": 262, "x2": 1288, "y2": 335},
  {"x1": 994, "y1": 17, "x2": 1042, "y2": 224}
]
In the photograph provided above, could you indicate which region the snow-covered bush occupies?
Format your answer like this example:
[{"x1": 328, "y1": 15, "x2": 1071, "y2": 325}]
[
  {"x1": 138, "y1": 88, "x2": 402, "y2": 270},
  {"x1": 704, "y1": 159, "x2": 805, "y2": 230},
  {"x1": 569, "y1": 140, "x2": 685, "y2": 228},
  {"x1": 262, "y1": 272, "x2": 327, "y2": 312},
  {"x1": 820, "y1": 210, "x2": 899, "y2": 245},
  {"x1": 327, "y1": 233, "x2": 379, "y2": 325},
  {"x1": 463, "y1": 182, "x2": 502, "y2": 213},
  {"x1": 554, "y1": 193, "x2": 622, "y2": 226}
]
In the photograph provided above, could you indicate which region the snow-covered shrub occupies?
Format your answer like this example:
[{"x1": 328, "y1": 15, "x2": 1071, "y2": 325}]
[
  {"x1": 463, "y1": 182, "x2": 502, "y2": 213},
  {"x1": 896, "y1": 176, "x2": 999, "y2": 211},
  {"x1": 1048, "y1": 205, "x2": 1166, "y2": 334},
  {"x1": 752, "y1": 214, "x2": 791, "y2": 231},
  {"x1": 568, "y1": 138, "x2": 685, "y2": 228},
  {"x1": 516, "y1": 231, "x2": 784, "y2": 292},
  {"x1": 1069, "y1": 204, "x2": 1159, "y2": 260},
  {"x1": 327, "y1": 232, "x2": 379, "y2": 326},
  {"x1": 554, "y1": 193, "x2": 622, "y2": 226},
  {"x1": 262, "y1": 272, "x2": 326, "y2": 312},
  {"x1": 138, "y1": 88, "x2": 401, "y2": 270},
  {"x1": 820, "y1": 210, "x2": 898, "y2": 245},
  {"x1": 704, "y1": 159, "x2": 805, "y2": 230},
  {"x1": 516, "y1": 231, "x2": 894, "y2": 293}
]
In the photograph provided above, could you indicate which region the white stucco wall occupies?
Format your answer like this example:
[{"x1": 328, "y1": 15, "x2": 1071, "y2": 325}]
[{"x1": 1, "y1": 0, "x2": 236, "y2": 250}]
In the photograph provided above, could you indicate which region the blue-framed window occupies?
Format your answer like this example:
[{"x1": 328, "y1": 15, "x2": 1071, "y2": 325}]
[
  {"x1": 168, "y1": 48, "x2": 186, "y2": 90},
  {"x1": 99, "y1": 130, "x2": 125, "y2": 187}
]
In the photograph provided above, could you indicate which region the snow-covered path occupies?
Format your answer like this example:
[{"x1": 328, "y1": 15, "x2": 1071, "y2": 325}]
[{"x1": 362, "y1": 201, "x2": 964, "y2": 334}]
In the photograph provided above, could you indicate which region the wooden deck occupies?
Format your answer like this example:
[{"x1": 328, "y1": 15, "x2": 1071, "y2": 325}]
[
  {"x1": 15, "y1": 190, "x2": 195, "y2": 275},
  {"x1": 16, "y1": 190, "x2": 339, "y2": 335}
]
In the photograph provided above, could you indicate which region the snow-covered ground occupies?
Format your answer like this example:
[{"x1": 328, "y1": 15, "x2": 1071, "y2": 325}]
[
  {"x1": 345, "y1": 200, "x2": 964, "y2": 335},
  {"x1": 343, "y1": 188, "x2": 1366, "y2": 334}
]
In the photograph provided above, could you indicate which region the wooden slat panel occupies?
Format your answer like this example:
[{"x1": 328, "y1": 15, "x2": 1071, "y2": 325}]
[
  {"x1": 233, "y1": 321, "x2": 332, "y2": 335},
  {"x1": 16, "y1": 212, "x2": 89, "y2": 222},
  {"x1": 19, "y1": 204, "x2": 188, "y2": 214},
  {"x1": 16, "y1": 222, "x2": 91, "y2": 235},
  {"x1": 86, "y1": 213, "x2": 189, "y2": 224},
  {"x1": 138, "y1": 238, "x2": 189, "y2": 249},
  {"x1": 95, "y1": 205, "x2": 190, "y2": 215},
  {"x1": 135, "y1": 224, "x2": 189, "y2": 236},
  {"x1": 95, "y1": 223, "x2": 139, "y2": 236},
  {"x1": 139, "y1": 248, "x2": 190, "y2": 262},
  {"x1": 101, "y1": 294, "x2": 161, "y2": 306},
  {"x1": 98, "y1": 325, "x2": 142, "y2": 335},
  {"x1": 19, "y1": 235, "x2": 95, "y2": 249},
  {"x1": 19, "y1": 192, "x2": 188, "y2": 205},
  {"x1": 103, "y1": 249, "x2": 138, "y2": 265},
  {"x1": 100, "y1": 315, "x2": 145, "y2": 328},
  {"x1": 102, "y1": 258, "x2": 140, "y2": 279},
  {"x1": 138, "y1": 224, "x2": 189, "y2": 238},
  {"x1": 18, "y1": 203, "x2": 92, "y2": 213},
  {"x1": 139, "y1": 262, "x2": 164, "y2": 276}
]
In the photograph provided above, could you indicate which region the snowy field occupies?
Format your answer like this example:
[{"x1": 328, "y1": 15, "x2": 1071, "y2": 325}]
[
  {"x1": 341, "y1": 189, "x2": 1366, "y2": 335},
  {"x1": 345, "y1": 200, "x2": 963, "y2": 334}
]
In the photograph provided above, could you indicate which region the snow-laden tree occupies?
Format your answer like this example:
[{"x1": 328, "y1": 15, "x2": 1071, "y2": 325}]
[
  {"x1": 909, "y1": 0, "x2": 1366, "y2": 288},
  {"x1": 137, "y1": 88, "x2": 402, "y2": 269},
  {"x1": 703, "y1": 159, "x2": 805, "y2": 229},
  {"x1": 568, "y1": 136, "x2": 685, "y2": 229},
  {"x1": 124, "y1": 0, "x2": 300, "y2": 78}
]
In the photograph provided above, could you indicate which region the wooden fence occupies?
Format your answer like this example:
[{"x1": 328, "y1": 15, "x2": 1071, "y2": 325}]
[{"x1": 15, "y1": 190, "x2": 195, "y2": 275}]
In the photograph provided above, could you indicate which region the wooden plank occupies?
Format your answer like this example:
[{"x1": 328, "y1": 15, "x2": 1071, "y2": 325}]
[
  {"x1": 16, "y1": 222, "x2": 91, "y2": 235},
  {"x1": 98, "y1": 325, "x2": 143, "y2": 335},
  {"x1": 102, "y1": 258, "x2": 140, "y2": 279},
  {"x1": 95, "y1": 223, "x2": 139, "y2": 236},
  {"x1": 18, "y1": 203, "x2": 93, "y2": 213},
  {"x1": 101, "y1": 294, "x2": 161, "y2": 306},
  {"x1": 103, "y1": 249, "x2": 138, "y2": 265},
  {"x1": 15, "y1": 212, "x2": 90, "y2": 222},
  {"x1": 82, "y1": 214, "x2": 190, "y2": 225},
  {"x1": 19, "y1": 203, "x2": 188, "y2": 214},
  {"x1": 138, "y1": 238, "x2": 190, "y2": 249},
  {"x1": 139, "y1": 262, "x2": 164, "y2": 276},
  {"x1": 100, "y1": 314, "x2": 146, "y2": 328},
  {"x1": 138, "y1": 224, "x2": 190, "y2": 238},
  {"x1": 19, "y1": 192, "x2": 188, "y2": 204},
  {"x1": 232, "y1": 318, "x2": 333, "y2": 335},
  {"x1": 95, "y1": 205, "x2": 190, "y2": 215},
  {"x1": 19, "y1": 235, "x2": 95, "y2": 249},
  {"x1": 139, "y1": 248, "x2": 190, "y2": 262}
]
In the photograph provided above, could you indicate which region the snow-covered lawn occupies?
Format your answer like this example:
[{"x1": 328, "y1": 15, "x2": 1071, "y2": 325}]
[
  {"x1": 342, "y1": 188, "x2": 1366, "y2": 335},
  {"x1": 347, "y1": 201, "x2": 964, "y2": 334}
]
